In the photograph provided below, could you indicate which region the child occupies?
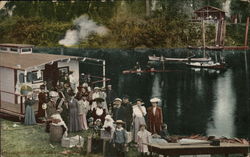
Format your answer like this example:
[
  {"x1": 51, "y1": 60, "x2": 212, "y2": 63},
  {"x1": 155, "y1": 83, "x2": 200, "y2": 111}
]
[
  {"x1": 137, "y1": 124, "x2": 152, "y2": 156},
  {"x1": 112, "y1": 120, "x2": 127, "y2": 157},
  {"x1": 160, "y1": 124, "x2": 170, "y2": 142}
]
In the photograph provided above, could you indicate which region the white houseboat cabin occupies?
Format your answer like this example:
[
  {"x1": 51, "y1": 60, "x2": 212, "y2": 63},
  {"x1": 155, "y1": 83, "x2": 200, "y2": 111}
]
[{"x1": 0, "y1": 43, "x2": 106, "y2": 119}]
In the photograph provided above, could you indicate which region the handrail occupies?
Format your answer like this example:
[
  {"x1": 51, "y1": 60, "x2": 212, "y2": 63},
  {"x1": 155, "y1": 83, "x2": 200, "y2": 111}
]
[{"x1": 0, "y1": 90, "x2": 26, "y2": 114}]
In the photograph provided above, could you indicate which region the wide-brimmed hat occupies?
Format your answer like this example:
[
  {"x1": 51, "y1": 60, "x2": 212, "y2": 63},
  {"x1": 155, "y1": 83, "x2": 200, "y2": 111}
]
[
  {"x1": 115, "y1": 120, "x2": 125, "y2": 124},
  {"x1": 77, "y1": 85, "x2": 84, "y2": 90},
  {"x1": 40, "y1": 85, "x2": 45, "y2": 90},
  {"x1": 113, "y1": 98, "x2": 122, "y2": 102},
  {"x1": 150, "y1": 97, "x2": 161, "y2": 103},
  {"x1": 94, "y1": 97, "x2": 104, "y2": 102},
  {"x1": 135, "y1": 98, "x2": 143, "y2": 102},
  {"x1": 49, "y1": 91, "x2": 59, "y2": 97}
]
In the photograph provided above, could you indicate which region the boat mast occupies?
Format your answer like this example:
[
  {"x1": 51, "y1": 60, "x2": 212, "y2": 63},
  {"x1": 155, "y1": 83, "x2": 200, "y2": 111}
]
[{"x1": 202, "y1": 19, "x2": 206, "y2": 58}]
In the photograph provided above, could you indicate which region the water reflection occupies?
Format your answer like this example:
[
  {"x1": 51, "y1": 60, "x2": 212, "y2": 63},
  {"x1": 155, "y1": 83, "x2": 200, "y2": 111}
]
[
  {"x1": 151, "y1": 73, "x2": 163, "y2": 106},
  {"x1": 206, "y1": 70, "x2": 236, "y2": 137}
]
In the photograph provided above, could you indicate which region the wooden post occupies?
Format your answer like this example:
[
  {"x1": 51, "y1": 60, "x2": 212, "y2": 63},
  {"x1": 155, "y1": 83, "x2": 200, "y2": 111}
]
[
  {"x1": 244, "y1": 17, "x2": 249, "y2": 46},
  {"x1": 103, "y1": 139, "x2": 106, "y2": 157},
  {"x1": 87, "y1": 136, "x2": 92, "y2": 154}
]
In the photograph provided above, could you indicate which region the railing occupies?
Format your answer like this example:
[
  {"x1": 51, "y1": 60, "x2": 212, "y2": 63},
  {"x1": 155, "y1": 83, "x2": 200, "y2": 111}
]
[{"x1": 0, "y1": 90, "x2": 26, "y2": 115}]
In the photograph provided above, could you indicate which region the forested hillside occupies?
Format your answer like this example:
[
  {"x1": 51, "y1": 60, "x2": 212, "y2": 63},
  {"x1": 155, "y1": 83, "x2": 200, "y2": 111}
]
[{"x1": 0, "y1": 0, "x2": 249, "y2": 48}]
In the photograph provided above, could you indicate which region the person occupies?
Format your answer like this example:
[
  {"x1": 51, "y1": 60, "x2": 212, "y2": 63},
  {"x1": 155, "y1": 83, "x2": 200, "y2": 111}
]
[
  {"x1": 91, "y1": 87, "x2": 101, "y2": 110},
  {"x1": 137, "y1": 124, "x2": 152, "y2": 156},
  {"x1": 68, "y1": 90, "x2": 80, "y2": 132},
  {"x1": 112, "y1": 98, "x2": 126, "y2": 122},
  {"x1": 122, "y1": 95, "x2": 133, "y2": 131},
  {"x1": 132, "y1": 98, "x2": 147, "y2": 142},
  {"x1": 78, "y1": 95, "x2": 90, "y2": 130},
  {"x1": 147, "y1": 97, "x2": 163, "y2": 134},
  {"x1": 45, "y1": 91, "x2": 59, "y2": 118},
  {"x1": 37, "y1": 84, "x2": 48, "y2": 118},
  {"x1": 112, "y1": 120, "x2": 127, "y2": 157},
  {"x1": 102, "y1": 115, "x2": 115, "y2": 136},
  {"x1": 69, "y1": 71, "x2": 78, "y2": 92},
  {"x1": 75, "y1": 86, "x2": 84, "y2": 101},
  {"x1": 60, "y1": 73, "x2": 70, "y2": 84},
  {"x1": 159, "y1": 124, "x2": 170, "y2": 142},
  {"x1": 58, "y1": 91, "x2": 69, "y2": 126},
  {"x1": 92, "y1": 98, "x2": 106, "y2": 124},
  {"x1": 24, "y1": 92, "x2": 36, "y2": 125},
  {"x1": 106, "y1": 85, "x2": 116, "y2": 111},
  {"x1": 100, "y1": 87, "x2": 108, "y2": 112}
]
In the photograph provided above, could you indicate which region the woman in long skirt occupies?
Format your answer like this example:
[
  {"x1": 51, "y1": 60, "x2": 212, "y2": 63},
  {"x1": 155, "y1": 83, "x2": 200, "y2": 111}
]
[
  {"x1": 132, "y1": 99, "x2": 147, "y2": 142},
  {"x1": 24, "y1": 92, "x2": 36, "y2": 125},
  {"x1": 68, "y1": 90, "x2": 80, "y2": 132}
]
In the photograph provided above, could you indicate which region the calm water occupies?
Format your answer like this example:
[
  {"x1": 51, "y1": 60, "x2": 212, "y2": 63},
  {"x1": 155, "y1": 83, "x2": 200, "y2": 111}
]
[{"x1": 35, "y1": 48, "x2": 250, "y2": 139}]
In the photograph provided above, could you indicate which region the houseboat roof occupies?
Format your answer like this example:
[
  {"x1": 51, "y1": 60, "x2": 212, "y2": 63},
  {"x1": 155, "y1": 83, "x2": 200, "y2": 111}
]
[
  {"x1": 194, "y1": 5, "x2": 226, "y2": 13},
  {"x1": 0, "y1": 52, "x2": 80, "y2": 70},
  {"x1": 0, "y1": 43, "x2": 35, "y2": 48}
]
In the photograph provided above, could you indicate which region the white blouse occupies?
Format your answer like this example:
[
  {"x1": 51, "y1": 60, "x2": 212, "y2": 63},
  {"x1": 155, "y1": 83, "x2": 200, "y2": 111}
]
[{"x1": 133, "y1": 105, "x2": 147, "y2": 117}]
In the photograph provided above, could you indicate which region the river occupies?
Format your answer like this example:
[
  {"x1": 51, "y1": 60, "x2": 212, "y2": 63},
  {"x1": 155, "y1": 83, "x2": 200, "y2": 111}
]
[{"x1": 35, "y1": 48, "x2": 250, "y2": 139}]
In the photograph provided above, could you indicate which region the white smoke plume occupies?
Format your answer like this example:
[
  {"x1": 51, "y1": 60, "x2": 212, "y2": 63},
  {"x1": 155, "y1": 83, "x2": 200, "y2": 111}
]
[{"x1": 59, "y1": 15, "x2": 108, "y2": 47}]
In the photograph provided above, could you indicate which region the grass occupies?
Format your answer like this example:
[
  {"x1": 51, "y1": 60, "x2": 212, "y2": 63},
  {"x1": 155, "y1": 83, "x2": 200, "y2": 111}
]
[{"x1": 1, "y1": 119, "x2": 247, "y2": 157}]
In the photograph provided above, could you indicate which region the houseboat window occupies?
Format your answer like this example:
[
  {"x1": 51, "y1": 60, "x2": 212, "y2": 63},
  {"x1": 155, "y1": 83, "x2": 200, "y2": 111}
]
[
  {"x1": 19, "y1": 73, "x2": 25, "y2": 83},
  {"x1": 32, "y1": 70, "x2": 43, "y2": 83},
  {"x1": 0, "y1": 47, "x2": 7, "y2": 51},
  {"x1": 26, "y1": 72, "x2": 33, "y2": 82},
  {"x1": 10, "y1": 48, "x2": 18, "y2": 52},
  {"x1": 21, "y1": 48, "x2": 31, "y2": 53}
]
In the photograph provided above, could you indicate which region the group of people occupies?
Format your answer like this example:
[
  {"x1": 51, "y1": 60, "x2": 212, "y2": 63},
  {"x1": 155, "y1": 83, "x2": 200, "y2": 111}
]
[{"x1": 23, "y1": 76, "x2": 170, "y2": 157}]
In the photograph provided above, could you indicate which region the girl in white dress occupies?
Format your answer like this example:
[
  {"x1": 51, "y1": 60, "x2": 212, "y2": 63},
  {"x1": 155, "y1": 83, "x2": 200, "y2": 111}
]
[{"x1": 137, "y1": 124, "x2": 152, "y2": 155}]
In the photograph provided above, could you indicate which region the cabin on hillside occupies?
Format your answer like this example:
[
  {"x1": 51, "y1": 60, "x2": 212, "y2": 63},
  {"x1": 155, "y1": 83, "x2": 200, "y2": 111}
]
[
  {"x1": 0, "y1": 43, "x2": 106, "y2": 119},
  {"x1": 192, "y1": 6, "x2": 226, "y2": 22}
]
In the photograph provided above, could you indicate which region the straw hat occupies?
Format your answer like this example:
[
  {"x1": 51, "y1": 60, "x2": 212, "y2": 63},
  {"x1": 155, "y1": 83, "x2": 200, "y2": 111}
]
[
  {"x1": 115, "y1": 120, "x2": 125, "y2": 124},
  {"x1": 49, "y1": 91, "x2": 58, "y2": 97},
  {"x1": 150, "y1": 97, "x2": 161, "y2": 103},
  {"x1": 93, "y1": 97, "x2": 104, "y2": 103},
  {"x1": 113, "y1": 98, "x2": 122, "y2": 102}
]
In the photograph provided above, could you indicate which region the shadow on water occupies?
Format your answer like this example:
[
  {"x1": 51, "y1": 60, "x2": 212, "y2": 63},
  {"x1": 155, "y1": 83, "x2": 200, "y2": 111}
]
[{"x1": 34, "y1": 48, "x2": 250, "y2": 139}]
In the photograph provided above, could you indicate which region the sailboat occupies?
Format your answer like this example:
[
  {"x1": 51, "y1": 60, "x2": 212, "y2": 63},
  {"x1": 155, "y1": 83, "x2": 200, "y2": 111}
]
[{"x1": 186, "y1": 20, "x2": 226, "y2": 70}]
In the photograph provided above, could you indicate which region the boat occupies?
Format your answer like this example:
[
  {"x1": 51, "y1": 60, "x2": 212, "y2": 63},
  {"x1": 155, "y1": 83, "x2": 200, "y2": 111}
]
[
  {"x1": 122, "y1": 68, "x2": 179, "y2": 74},
  {"x1": 148, "y1": 55, "x2": 212, "y2": 63},
  {"x1": 186, "y1": 61, "x2": 226, "y2": 70}
]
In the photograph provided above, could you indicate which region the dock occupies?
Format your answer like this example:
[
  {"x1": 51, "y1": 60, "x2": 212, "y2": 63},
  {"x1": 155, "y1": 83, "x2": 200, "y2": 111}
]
[{"x1": 147, "y1": 142, "x2": 250, "y2": 157}]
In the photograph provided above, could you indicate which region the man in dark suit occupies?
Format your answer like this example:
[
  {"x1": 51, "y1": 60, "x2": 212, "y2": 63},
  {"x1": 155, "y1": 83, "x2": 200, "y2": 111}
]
[{"x1": 147, "y1": 97, "x2": 163, "y2": 134}]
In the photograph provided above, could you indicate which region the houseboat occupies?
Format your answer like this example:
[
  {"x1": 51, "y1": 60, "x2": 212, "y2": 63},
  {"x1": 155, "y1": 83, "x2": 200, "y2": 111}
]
[{"x1": 0, "y1": 43, "x2": 106, "y2": 120}]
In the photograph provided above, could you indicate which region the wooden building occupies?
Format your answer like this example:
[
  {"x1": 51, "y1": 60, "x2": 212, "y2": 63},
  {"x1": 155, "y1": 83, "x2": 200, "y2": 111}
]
[
  {"x1": 0, "y1": 43, "x2": 106, "y2": 119},
  {"x1": 193, "y1": 6, "x2": 226, "y2": 21}
]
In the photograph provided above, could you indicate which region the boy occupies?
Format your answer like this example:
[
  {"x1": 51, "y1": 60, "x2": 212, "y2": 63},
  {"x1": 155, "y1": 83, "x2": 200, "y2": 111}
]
[{"x1": 112, "y1": 120, "x2": 127, "y2": 157}]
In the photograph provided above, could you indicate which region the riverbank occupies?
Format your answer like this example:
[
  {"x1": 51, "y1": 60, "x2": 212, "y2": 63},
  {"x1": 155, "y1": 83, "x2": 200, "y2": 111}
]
[
  {"x1": 1, "y1": 119, "x2": 249, "y2": 157},
  {"x1": 0, "y1": 119, "x2": 139, "y2": 157}
]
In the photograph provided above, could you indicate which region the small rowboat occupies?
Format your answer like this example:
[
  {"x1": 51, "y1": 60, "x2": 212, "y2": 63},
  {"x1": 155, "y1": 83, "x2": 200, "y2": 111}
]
[
  {"x1": 186, "y1": 61, "x2": 226, "y2": 70},
  {"x1": 122, "y1": 69, "x2": 178, "y2": 74}
]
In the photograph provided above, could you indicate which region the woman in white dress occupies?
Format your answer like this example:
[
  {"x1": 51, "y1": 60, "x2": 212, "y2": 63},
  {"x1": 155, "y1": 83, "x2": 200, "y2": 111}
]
[
  {"x1": 78, "y1": 94, "x2": 90, "y2": 130},
  {"x1": 132, "y1": 98, "x2": 147, "y2": 142}
]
